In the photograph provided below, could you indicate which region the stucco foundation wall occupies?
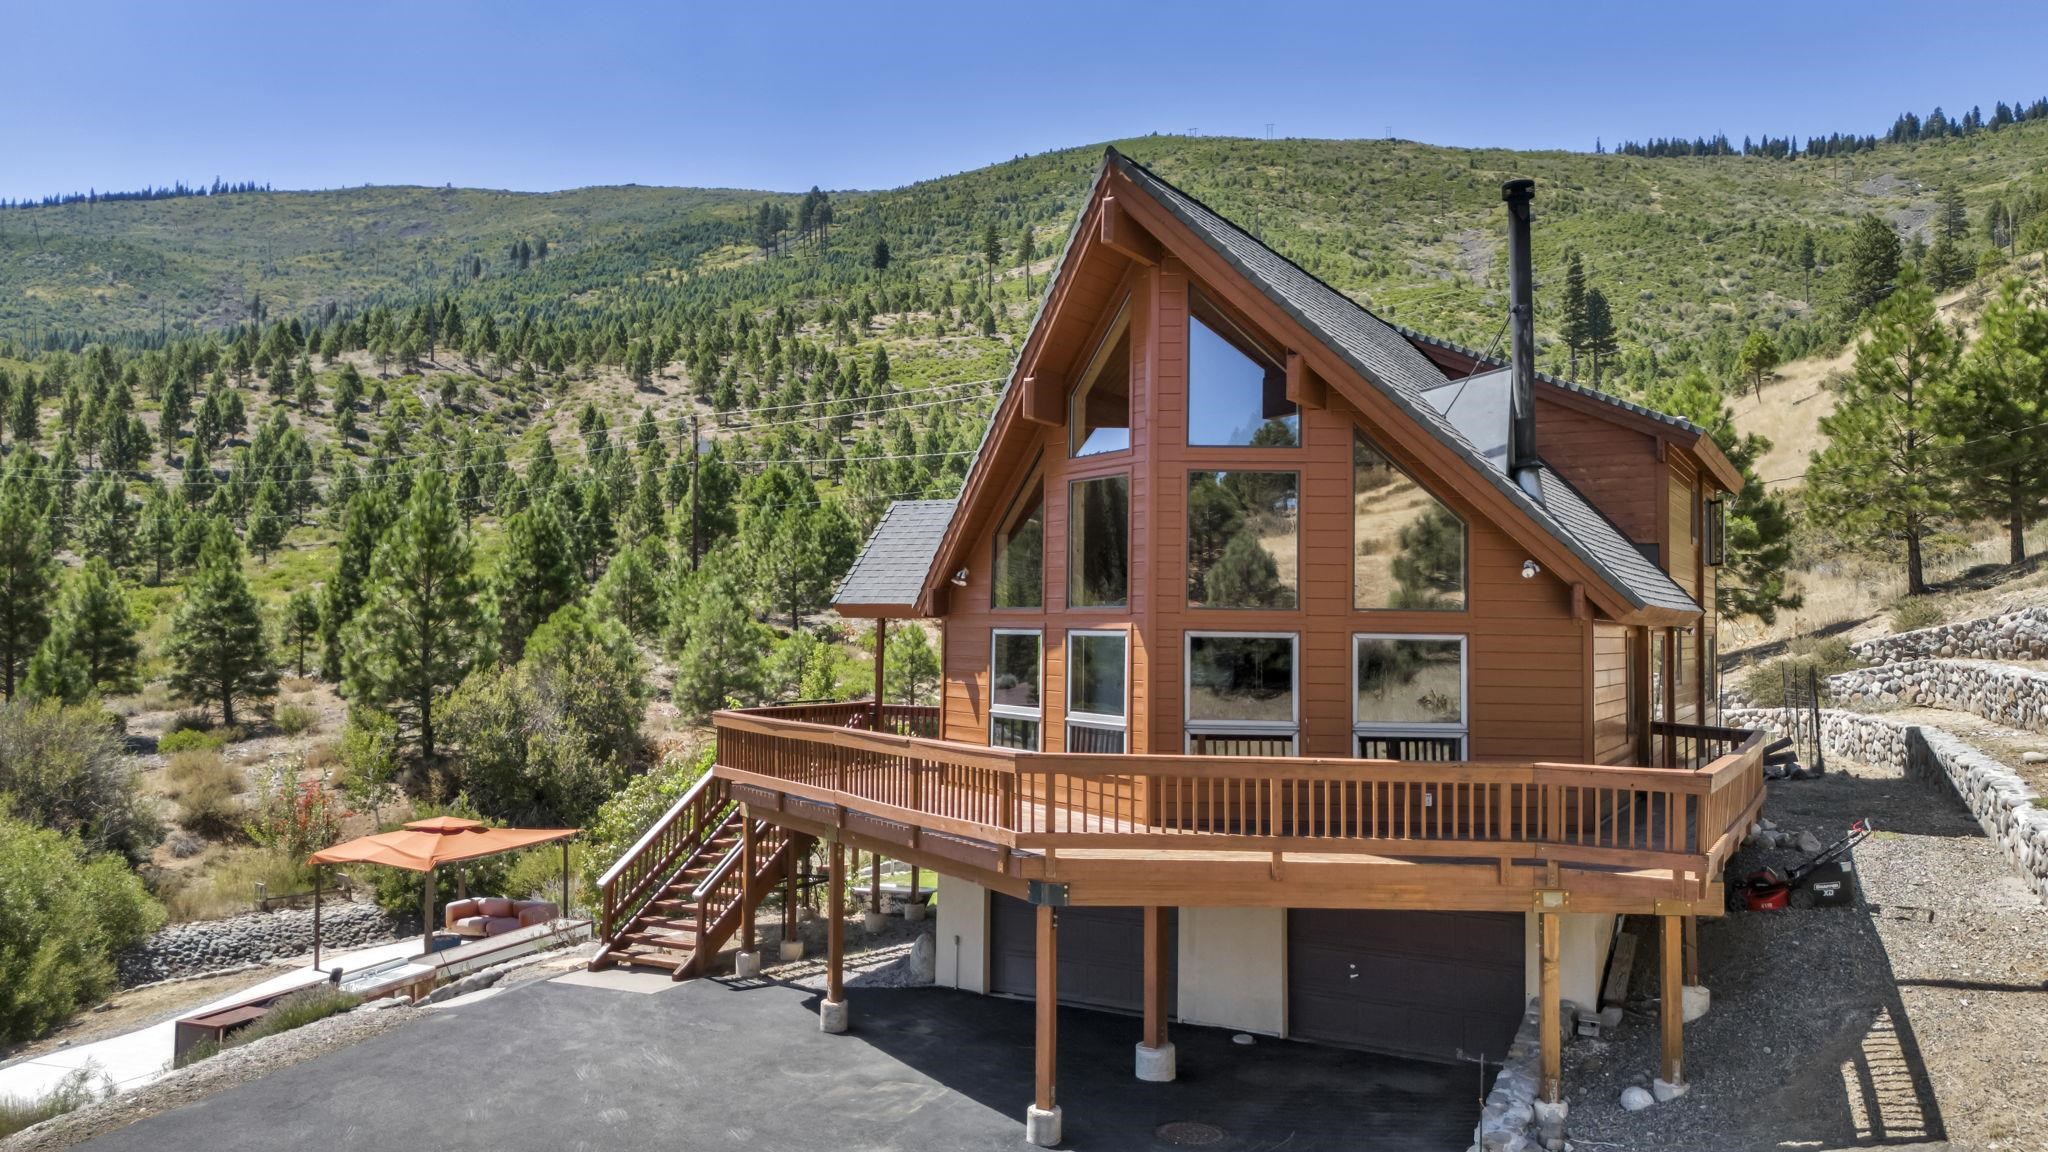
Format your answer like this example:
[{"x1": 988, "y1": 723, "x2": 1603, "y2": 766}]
[
  {"x1": 1521, "y1": 912, "x2": 1614, "y2": 1010},
  {"x1": 932, "y1": 876, "x2": 988, "y2": 993},
  {"x1": 1176, "y1": 906, "x2": 1287, "y2": 1036}
]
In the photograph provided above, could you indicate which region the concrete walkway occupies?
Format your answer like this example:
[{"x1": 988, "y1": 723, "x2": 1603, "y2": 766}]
[
  {"x1": 78, "y1": 975, "x2": 1477, "y2": 1151},
  {"x1": 0, "y1": 937, "x2": 426, "y2": 1103}
]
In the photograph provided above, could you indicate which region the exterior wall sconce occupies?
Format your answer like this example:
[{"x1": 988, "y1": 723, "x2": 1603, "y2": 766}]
[{"x1": 1521, "y1": 560, "x2": 1542, "y2": 580}]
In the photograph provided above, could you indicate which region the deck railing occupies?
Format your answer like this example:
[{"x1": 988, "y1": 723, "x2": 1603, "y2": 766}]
[
  {"x1": 594, "y1": 771, "x2": 736, "y2": 944},
  {"x1": 713, "y1": 705, "x2": 1765, "y2": 882}
]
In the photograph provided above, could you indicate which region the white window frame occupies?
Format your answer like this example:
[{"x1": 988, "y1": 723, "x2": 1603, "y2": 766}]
[
  {"x1": 1351, "y1": 633, "x2": 1469, "y2": 759},
  {"x1": 1184, "y1": 631, "x2": 1299, "y2": 754},
  {"x1": 1065, "y1": 628, "x2": 1130, "y2": 751},
  {"x1": 989, "y1": 628, "x2": 1044, "y2": 750}
]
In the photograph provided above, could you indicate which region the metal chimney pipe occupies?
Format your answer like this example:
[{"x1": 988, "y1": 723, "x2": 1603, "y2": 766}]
[{"x1": 1501, "y1": 178, "x2": 1540, "y2": 496}]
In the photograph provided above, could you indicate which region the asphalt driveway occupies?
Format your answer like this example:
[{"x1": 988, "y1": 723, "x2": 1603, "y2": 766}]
[{"x1": 81, "y1": 975, "x2": 1476, "y2": 1151}]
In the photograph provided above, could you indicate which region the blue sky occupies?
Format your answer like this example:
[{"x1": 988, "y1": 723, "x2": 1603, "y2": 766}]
[{"x1": 3, "y1": 0, "x2": 2035, "y2": 199}]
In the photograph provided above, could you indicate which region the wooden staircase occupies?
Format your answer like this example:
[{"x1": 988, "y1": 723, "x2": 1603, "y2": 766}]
[{"x1": 590, "y1": 775, "x2": 804, "y2": 979}]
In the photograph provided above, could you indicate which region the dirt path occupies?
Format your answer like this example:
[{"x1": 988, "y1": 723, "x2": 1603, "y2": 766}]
[{"x1": 1564, "y1": 751, "x2": 2048, "y2": 1150}]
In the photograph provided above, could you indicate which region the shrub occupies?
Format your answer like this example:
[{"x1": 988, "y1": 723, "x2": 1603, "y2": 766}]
[
  {"x1": 0, "y1": 810, "x2": 165, "y2": 1042},
  {"x1": 164, "y1": 710, "x2": 215, "y2": 737},
  {"x1": 0, "y1": 1066, "x2": 110, "y2": 1139},
  {"x1": 504, "y1": 843, "x2": 582, "y2": 912},
  {"x1": 0, "y1": 700, "x2": 159, "y2": 860},
  {"x1": 158, "y1": 727, "x2": 227, "y2": 755},
  {"x1": 580, "y1": 744, "x2": 712, "y2": 894},
  {"x1": 160, "y1": 846, "x2": 309, "y2": 922},
  {"x1": 178, "y1": 986, "x2": 360, "y2": 1066},
  {"x1": 1889, "y1": 596, "x2": 1946, "y2": 633},
  {"x1": 164, "y1": 750, "x2": 246, "y2": 839},
  {"x1": 1741, "y1": 637, "x2": 1861, "y2": 707},
  {"x1": 274, "y1": 703, "x2": 318, "y2": 737},
  {"x1": 244, "y1": 757, "x2": 351, "y2": 859}
]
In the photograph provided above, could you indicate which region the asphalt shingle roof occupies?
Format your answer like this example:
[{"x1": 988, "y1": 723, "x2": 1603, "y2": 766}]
[
  {"x1": 1109, "y1": 150, "x2": 1699, "y2": 617},
  {"x1": 1395, "y1": 323, "x2": 1708, "y2": 437},
  {"x1": 833, "y1": 499, "x2": 957, "y2": 610}
]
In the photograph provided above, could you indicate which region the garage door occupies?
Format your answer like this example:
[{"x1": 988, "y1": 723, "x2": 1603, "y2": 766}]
[
  {"x1": 1287, "y1": 909, "x2": 1524, "y2": 1062},
  {"x1": 989, "y1": 896, "x2": 1174, "y2": 1014}
]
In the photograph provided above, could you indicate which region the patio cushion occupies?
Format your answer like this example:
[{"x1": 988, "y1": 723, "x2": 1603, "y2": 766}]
[
  {"x1": 516, "y1": 903, "x2": 556, "y2": 927},
  {"x1": 477, "y1": 897, "x2": 516, "y2": 918},
  {"x1": 484, "y1": 917, "x2": 523, "y2": 936}
]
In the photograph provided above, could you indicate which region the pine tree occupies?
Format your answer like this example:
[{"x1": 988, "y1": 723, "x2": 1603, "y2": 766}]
[
  {"x1": 1807, "y1": 267, "x2": 1957, "y2": 594},
  {"x1": 592, "y1": 535, "x2": 665, "y2": 638},
  {"x1": 1798, "y1": 232, "x2": 1818, "y2": 302},
  {"x1": 246, "y1": 480, "x2": 286, "y2": 561},
  {"x1": 281, "y1": 588, "x2": 322, "y2": 678},
  {"x1": 871, "y1": 238, "x2": 891, "y2": 271},
  {"x1": 165, "y1": 523, "x2": 277, "y2": 726},
  {"x1": 492, "y1": 495, "x2": 579, "y2": 664},
  {"x1": 881, "y1": 622, "x2": 942, "y2": 705},
  {"x1": 1557, "y1": 251, "x2": 1589, "y2": 380},
  {"x1": 982, "y1": 221, "x2": 1001, "y2": 298},
  {"x1": 1926, "y1": 185, "x2": 1974, "y2": 291},
  {"x1": 344, "y1": 472, "x2": 483, "y2": 760},
  {"x1": 321, "y1": 489, "x2": 393, "y2": 680},
  {"x1": 1583, "y1": 288, "x2": 1618, "y2": 387},
  {"x1": 31, "y1": 556, "x2": 139, "y2": 699},
  {"x1": 0, "y1": 488, "x2": 56, "y2": 699},
  {"x1": 1843, "y1": 215, "x2": 1902, "y2": 317},
  {"x1": 10, "y1": 377, "x2": 37, "y2": 445},
  {"x1": 1933, "y1": 278, "x2": 2048, "y2": 564},
  {"x1": 670, "y1": 551, "x2": 769, "y2": 717},
  {"x1": 1737, "y1": 330, "x2": 1780, "y2": 400},
  {"x1": 138, "y1": 483, "x2": 179, "y2": 586}
]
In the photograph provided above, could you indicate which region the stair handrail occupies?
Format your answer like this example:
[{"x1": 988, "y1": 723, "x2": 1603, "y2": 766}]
[
  {"x1": 596, "y1": 771, "x2": 734, "y2": 944},
  {"x1": 690, "y1": 818, "x2": 755, "y2": 903}
]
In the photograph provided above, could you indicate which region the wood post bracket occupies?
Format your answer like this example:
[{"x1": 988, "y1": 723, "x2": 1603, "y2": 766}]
[
  {"x1": 1028, "y1": 881, "x2": 1070, "y2": 907},
  {"x1": 1534, "y1": 889, "x2": 1569, "y2": 911}
]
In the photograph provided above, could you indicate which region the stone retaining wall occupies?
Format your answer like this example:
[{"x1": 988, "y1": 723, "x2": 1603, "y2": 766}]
[
  {"x1": 1849, "y1": 606, "x2": 2048, "y2": 665},
  {"x1": 1472, "y1": 1001, "x2": 1547, "y2": 1152},
  {"x1": 1826, "y1": 659, "x2": 2048, "y2": 734},
  {"x1": 1727, "y1": 707, "x2": 2048, "y2": 905},
  {"x1": 118, "y1": 902, "x2": 406, "y2": 987}
]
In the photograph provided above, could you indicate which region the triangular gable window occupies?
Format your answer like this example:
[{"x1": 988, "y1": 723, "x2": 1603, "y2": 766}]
[{"x1": 1189, "y1": 291, "x2": 1297, "y2": 447}]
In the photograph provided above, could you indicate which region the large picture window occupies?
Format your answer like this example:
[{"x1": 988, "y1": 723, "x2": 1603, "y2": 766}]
[
  {"x1": 1353, "y1": 635, "x2": 1466, "y2": 761},
  {"x1": 992, "y1": 476, "x2": 1044, "y2": 610},
  {"x1": 1186, "y1": 633, "x2": 1297, "y2": 756},
  {"x1": 1067, "y1": 474, "x2": 1129, "y2": 608},
  {"x1": 990, "y1": 629, "x2": 1042, "y2": 750},
  {"x1": 1070, "y1": 304, "x2": 1132, "y2": 457},
  {"x1": 1353, "y1": 432, "x2": 1466, "y2": 611},
  {"x1": 1066, "y1": 631, "x2": 1128, "y2": 754},
  {"x1": 1187, "y1": 470, "x2": 1298, "y2": 610},
  {"x1": 1187, "y1": 292, "x2": 1297, "y2": 447}
]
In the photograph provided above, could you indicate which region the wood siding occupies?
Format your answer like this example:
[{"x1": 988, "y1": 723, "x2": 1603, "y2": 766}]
[
  {"x1": 1534, "y1": 396, "x2": 1661, "y2": 546},
  {"x1": 941, "y1": 260, "x2": 1591, "y2": 765}
]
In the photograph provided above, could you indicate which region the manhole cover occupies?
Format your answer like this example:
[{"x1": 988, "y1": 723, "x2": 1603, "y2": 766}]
[{"x1": 1155, "y1": 1121, "x2": 1227, "y2": 1146}]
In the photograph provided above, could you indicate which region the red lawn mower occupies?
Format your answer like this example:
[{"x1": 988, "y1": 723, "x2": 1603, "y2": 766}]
[{"x1": 1736, "y1": 819, "x2": 1872, "y2": 911}]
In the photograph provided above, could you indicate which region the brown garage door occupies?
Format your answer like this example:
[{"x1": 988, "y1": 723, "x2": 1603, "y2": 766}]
[
  {"x1": 1287, "y1": 909, "x2": 1524, "y2": 1062},
  {"x1": 989, "y1": 896, "x2": 1174, "y2": 1014}
]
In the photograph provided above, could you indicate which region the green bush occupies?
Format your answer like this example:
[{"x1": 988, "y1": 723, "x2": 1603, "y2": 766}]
[
  {"x1": 161, "y1": 847, "x2": 311, "y2": 923},
  {"x1": 504, "y1": 843, "x2": 582, "y2": 913},
  {"x1": 0, "y1": 810, "x2": 165, "y2": 1042},
  {"x1": 273, "y1": 703, "x2": 318, "y2": 737},
  {"x1": 1889, "y1": 596, "x2": 1946, "y2": 633},
  {"x1": 0, "y1": 1066, "x2": 109, "y2": 1139},
  {"x1": 178, "y1": 986, "x2": 360, "y2": 1066},
  {"x1": 164, "y1": 750, "x2": 245, "y2": 839},
  {"x1": 158, "y1": 727, "x2": 227, "y2": 755},
  {"x1": 579, "y1": 744, "x2": 712, "y2": 895},
  {"x1": 0, "y1": 700, "x2": 159, "y2": 860},
  {"x1": 1741, "y1": 637, "x2": 1860, "y2": 707}
]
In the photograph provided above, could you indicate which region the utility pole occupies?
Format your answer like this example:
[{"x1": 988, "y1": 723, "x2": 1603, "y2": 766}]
[{"x1": 688, "y1": 413, "x2": 702, "y2": 570}]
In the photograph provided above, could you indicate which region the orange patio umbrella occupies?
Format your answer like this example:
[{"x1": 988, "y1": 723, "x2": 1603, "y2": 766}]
[{"x1": 308, "y1": 817, "x2": 579, "y2": 963}]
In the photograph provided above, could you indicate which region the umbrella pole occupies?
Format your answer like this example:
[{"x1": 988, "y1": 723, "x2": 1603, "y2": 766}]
[
  {"x1": 560, "y1": 841, "x2": 571, "y2": 922},
  {"x1": 422, "y1": 867, "x2": 436, "y2": 957},
  {"x1": 312, "y1": 866, "x2": 322, "y2": 971}
]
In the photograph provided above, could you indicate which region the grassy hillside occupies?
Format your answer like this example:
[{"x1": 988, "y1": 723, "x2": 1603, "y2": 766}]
[{"x1": 11, "y1": 124, "x2": 2048, "y2": 378}]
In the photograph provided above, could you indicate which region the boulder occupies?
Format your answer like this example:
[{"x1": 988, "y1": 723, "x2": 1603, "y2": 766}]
[{"x1": 1620, "y1": 1086, "x2": 1655, "y2": 1112}]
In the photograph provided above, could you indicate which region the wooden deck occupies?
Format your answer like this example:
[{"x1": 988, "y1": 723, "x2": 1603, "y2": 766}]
[{"x1": 712, "y1": 704, "x2": 1764, "y2": 915}]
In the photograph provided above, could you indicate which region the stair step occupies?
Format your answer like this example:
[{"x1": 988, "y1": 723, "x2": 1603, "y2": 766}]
[
  {"x1": 620, "y1": 929, "x2": 696, "y2": 948},
  {"x1": 606, "y1": 949, "x2": 687, "y2": 972},
  {"x1": 635, "y1": 917, "x2": 702, "y2": 932}
]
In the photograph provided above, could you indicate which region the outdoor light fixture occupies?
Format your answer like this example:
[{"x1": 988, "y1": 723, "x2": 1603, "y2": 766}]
[
  {"x1": 951, "y1": 568, "x2": 970, "y2": 587},
  {"x1": 1521, "y1": 560, "x2": 1541, "y2": 579}
]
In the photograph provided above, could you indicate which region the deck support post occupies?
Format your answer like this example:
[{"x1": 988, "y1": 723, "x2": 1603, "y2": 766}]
[
  {"x1": 1682, "y1": 914, "x2": 1699, "y2": 985},
  {"x1": 1659, "y1": 913, "x2": 1687, "y2": 1094},
  {"x1": 871, "y1": 620, "x2": 888, "y2": 730},
  {"x1": 905, "y1": 865, "x2": 924, "y2": 920},
  {"x1": 866, "y1": 852, "x2": 884, "y2": 931},
  {"x1": 1136, "y1": 905, "x2": 1175, "y2": 1082},
  {"x1": 1539, "y1": 910, "x2": 1561, "y2": 1103},
  {"x1": 779, "y1": 834, "x2": 803, "y2": 962},
  {"x1": 735, "y1": 809, "x2": 761, "y2": 979},
  {"x1": 1027, "y1": 902, "x2": 1061, "y2": 1146},
  {"x1": 820, "y1": 840, "x2": 848, "y2": 1033}
]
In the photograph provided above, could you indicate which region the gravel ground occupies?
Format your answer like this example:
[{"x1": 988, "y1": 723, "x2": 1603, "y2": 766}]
[
  {"x1": 711, "y1": 904, "x2": 937, "y2": 990},
  {"x1": 1564, "y1": 749, "x2": 2048, "y2": 1151},
  {"x1": 0, "y1": 1005, "x2": 419, "y2": 1152}
]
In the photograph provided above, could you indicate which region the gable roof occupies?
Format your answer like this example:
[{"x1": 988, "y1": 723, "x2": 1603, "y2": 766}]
[
  {"x1": 832, "y1": 499, "x2": 956, "y2": 617},
  {"x1": 1105, "y1": 151, "x2": 1699, "y2": 619},
  {"x1": 1396, "y1": 323, "x2": 1745, "y2": 493}
]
